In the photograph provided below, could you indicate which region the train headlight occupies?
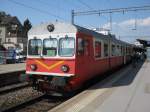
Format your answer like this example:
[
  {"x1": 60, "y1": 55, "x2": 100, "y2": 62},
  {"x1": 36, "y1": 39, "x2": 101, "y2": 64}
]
[
  {"x1": 30, "y1": 64, "x2": 37, "y2": 71},
  {"x1": 61, "y1": 65, "x2": 69, "y2": 73}
]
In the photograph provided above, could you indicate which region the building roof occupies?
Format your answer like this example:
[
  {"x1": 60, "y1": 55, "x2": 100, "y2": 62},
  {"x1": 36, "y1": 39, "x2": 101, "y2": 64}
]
[{"x1": 0, "y1": 13, "x2": 22, "y2": 27}]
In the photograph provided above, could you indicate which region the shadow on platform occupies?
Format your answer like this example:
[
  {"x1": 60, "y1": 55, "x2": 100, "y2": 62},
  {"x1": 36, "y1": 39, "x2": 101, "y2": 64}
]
[{"x1": 89, "y1": 61, "x2": 145, "y2": 90}]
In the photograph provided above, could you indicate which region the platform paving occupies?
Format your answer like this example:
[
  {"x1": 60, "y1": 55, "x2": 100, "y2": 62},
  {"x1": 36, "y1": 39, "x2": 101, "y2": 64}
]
[
  {"x1": 0, "y1": 63, "x2": 25, "y2": 75},
  {"x1": 49, "y1": 61, "x2": 150, "y2": 112}
]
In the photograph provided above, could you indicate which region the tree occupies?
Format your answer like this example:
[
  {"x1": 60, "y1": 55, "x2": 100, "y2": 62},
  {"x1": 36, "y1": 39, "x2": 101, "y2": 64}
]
[{"x1": 23, "y1": 19, "x2": 32, "y2": 36}]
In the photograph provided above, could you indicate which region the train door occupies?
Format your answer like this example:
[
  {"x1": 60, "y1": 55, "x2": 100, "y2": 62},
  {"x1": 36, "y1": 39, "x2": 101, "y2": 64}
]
[
  {"x1": 121, "y1": 45, "x2": 124, "y2": 65},
  {"x1": 76, "y1": 36, "x2": 92, "y2": 78}
]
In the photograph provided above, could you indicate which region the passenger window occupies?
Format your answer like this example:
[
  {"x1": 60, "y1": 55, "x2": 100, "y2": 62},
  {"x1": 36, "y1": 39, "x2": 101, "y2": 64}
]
[
  {"x1": 123, "y1": 47, "x2": 126, "y2": 55},
  {"x1": 126, "y1": 47, "x2": 128, "y2": 55},
  {"x1": 95, "y1": 41, "x2": 101, "y2": 58},
  {"x1": 111, "y1": 44, "x2": 116, "y2": 56},
  {"x1": 117, "y1": 45, "x2": 120, "y2": 56},
  {"x1": 104, "y1": 43, "x2": 108, "y2": 57},
  {"x1": 77, "y1": 38, "x2": 84, "y2": 55},
  {"x1": 121, "y1": 46, "x2": 123, "y2": 56},
  {"x1": 84, "y1": 40, "x2": 89, "y2": 56}
]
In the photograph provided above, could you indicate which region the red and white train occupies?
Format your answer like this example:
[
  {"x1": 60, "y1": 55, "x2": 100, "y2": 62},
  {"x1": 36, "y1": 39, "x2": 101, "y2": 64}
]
[{"x1": 26, "y1": 22, "x2": 133, "y2": 95}]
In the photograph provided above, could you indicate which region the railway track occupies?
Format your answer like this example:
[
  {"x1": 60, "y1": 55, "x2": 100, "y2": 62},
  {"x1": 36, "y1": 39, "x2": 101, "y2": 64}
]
[
  {"x1": 0, "y1": 86, "x2": 43, "y2": 112},
  {"x1": 0, "y1": 85, "x2": 66, "y2": 112},
  {"x1": 0, "y1": 82, "x2": 29, "y2": 94},
  {"x1": 6, "y1": 95, "x2": 66, "y2": 112},
  {"x1": 0, "y1": 63, "x2": 134, "y2": 112},
  {"x1": 0, "y1": 71, "x2": 26, "y2": 87}
]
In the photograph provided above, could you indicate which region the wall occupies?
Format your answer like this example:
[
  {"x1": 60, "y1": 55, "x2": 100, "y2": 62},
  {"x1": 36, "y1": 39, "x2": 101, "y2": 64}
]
[{"x1": 0, "y1": 26, "x2": 6, "y2": 44}]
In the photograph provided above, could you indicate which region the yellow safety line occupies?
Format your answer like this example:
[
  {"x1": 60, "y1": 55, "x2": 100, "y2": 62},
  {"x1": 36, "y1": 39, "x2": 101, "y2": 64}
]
[{"x1": 35, "y1": 60, "x2": 64, "y2": 70}]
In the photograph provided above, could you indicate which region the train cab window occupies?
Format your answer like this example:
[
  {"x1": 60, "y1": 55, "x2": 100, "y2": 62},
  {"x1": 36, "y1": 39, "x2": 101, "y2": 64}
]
[
  {"x1": 28, "y1": 39, "x2": 42, "y2": 56},
  {"x1": 104, "y1": 43, "x2": 108, "y2": 57},
  {"x1": 59, "y1": 37, "x2": 75, "y2": 57},
  {"x1": 95, "y1": 41, "x2": 101, "y2": 58},
  {"x1": 43, "y1": 38, "x2": 57, "y2": 56},
  {"x1": 111, "y1": 44, "x2": 116, "y2": 56}
]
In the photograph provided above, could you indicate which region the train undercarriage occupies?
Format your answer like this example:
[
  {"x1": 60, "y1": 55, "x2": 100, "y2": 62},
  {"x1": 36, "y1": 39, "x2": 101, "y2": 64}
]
[{"x1": 28, "y1": 74, "x2": 72, "y2": 96}]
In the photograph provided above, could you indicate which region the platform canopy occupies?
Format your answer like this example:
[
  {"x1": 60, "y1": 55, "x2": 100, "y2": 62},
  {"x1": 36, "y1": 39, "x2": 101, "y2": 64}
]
[{"x1": 137, "y1": 39, "x2": 150, "y2": 47}]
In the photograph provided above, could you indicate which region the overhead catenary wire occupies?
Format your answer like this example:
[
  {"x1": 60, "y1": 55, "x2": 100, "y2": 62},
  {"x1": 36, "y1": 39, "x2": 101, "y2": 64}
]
[
  {"x1": 120, "y1": 35, "x2": 150, "y2": 38},
  {"x1": 71, "y1": 5, "x2": 150, "y2": 29},
  {"x1": 77, "y1": 0, "x2": 93, "y2": 10},
  {"x1": 73, "y1": 5, "x2": 150, "y2": 16},
  {"x1": 7, "y1": 0, "x2": 66, "y2": 21},
  {"x1": 35, "y1": 0, "x2": 67, "y2": 12}
]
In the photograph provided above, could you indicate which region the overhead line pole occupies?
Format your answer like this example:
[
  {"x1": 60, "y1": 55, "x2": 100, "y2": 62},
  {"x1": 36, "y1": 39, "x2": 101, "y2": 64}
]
[
  {"x1": 109, "y1": 12, "x2": 112, "y2": 31},
  {"x1": 71, "y1": 10, "x2": 74, "y2": 24}
]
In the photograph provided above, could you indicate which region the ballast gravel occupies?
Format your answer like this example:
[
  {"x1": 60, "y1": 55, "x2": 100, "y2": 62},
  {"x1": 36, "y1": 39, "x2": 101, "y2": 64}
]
[{"x1": 0, "y1": 87, "x2": 43, "y2": 111}]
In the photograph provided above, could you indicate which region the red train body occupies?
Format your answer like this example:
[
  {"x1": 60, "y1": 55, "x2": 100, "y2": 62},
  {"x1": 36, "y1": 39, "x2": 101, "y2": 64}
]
[{"x1": 26, "y1": 22, "x2": 133, "y2": 95}]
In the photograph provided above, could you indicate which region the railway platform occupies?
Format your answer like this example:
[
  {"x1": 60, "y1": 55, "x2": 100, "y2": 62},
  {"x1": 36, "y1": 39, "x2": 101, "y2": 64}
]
[
  {"x1": 0, "y1": 63, "x2": 25, "y2": 75},
  {"x1": 49, "y1": 61, "x2": 150, "y2": 112},
  {"x1": 0, "y1": 63, "x2": 26, "y2": 87}
]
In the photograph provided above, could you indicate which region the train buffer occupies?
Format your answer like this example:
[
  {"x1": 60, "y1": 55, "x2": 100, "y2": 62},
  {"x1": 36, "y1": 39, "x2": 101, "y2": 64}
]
[{"x1": 49, "y1": 61, "x2": 150, "y2": 112}]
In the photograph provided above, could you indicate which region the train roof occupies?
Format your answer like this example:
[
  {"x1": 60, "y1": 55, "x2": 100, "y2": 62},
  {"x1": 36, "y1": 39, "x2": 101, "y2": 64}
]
[
  {"x1": 28, "y1": 21, "x2": 132, "y2": 46},
  {"x1": 28, "y1": 21, "x2": 108, "y2": 37},
  {"x1": 28, "y1": 22, "x2": 77, "y2": 35}
]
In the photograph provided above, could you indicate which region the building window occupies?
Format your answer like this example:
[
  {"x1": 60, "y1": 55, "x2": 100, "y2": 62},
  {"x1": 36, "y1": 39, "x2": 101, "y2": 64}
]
[
  {"x1": 104, "y1": 43, "x2": 109, "y2": 57},
  {"x1": 95, "y1": 41, "x2": 101, "y2": 58},
  {"x1": 8, "y1": 39, "x2": 11, "y2": 42},
  {"x1": 11, "y1": 24, "x2": 18, "y2": 30},
  {"x1": 0, "y1": 30, "x2": 2, "y2": 34}
]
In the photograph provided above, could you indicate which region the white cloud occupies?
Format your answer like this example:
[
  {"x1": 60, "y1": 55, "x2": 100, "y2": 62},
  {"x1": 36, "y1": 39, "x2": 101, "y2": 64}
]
[
  {"x1": 138, "y1": 17, "x2": 150, "y2": 26},
  {"x1": 102, "y1": 17, "x2": 150, "y2": 29},
  {"x1": 118, "y1": 19, "x2": 135, "y2": 27},
  {"x1": 118, "y1": 17, "x2": 150, "y2": 27},
  {"x1": 102, "y1": 22, "x2": 117, "y2": 29},
  {"x1": 101, "y1": 17, "x2": 150, "y2": 43}
]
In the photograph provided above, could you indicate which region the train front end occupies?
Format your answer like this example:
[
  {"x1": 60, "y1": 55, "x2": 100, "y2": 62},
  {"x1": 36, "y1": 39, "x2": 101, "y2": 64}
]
[{"x1": 26, "y1": 22, "x2": 77, "y2": 95}]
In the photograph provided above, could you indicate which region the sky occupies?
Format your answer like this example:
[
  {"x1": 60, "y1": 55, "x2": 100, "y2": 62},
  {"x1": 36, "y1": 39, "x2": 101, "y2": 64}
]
[{"x1": 0, "y1": 0, "x2": 150, "y2": 43}]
